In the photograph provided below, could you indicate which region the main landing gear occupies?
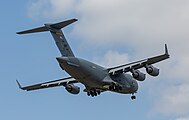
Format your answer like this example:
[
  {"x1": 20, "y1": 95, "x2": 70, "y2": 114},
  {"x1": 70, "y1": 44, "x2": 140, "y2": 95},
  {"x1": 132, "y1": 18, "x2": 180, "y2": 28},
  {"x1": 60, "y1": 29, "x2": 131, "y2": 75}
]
[{"x1": 87, "y1": 89, "x2": 101, "y2": 97}]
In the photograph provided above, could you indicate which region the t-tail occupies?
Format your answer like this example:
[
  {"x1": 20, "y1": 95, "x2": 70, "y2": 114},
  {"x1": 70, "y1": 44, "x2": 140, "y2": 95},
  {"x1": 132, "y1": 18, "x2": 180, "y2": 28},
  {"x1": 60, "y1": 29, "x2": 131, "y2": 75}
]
[{"x1": 17, "y1": 19, "x2": 77, "y2": 57}]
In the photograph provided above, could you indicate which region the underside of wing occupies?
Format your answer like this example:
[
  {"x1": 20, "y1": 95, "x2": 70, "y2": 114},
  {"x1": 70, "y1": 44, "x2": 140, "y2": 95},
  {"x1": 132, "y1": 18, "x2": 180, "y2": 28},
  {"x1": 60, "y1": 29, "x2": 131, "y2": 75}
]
[
  {"x1": 16, "y1": 77, "x2": 78, "y2": 91},
  {"x1": 108, "y1": 44, "x2": 170, "y2": 75}
]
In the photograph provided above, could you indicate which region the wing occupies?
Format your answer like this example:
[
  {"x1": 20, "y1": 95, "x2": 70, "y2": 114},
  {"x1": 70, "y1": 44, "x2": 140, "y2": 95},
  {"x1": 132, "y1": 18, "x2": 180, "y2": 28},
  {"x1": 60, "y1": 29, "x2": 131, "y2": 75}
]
[
  {"x1": 108, "y1": 44, "x2": 170, "y2": 75},
  {"x1": 16, "y1": 77, "x2": 78, "y2": 91}
]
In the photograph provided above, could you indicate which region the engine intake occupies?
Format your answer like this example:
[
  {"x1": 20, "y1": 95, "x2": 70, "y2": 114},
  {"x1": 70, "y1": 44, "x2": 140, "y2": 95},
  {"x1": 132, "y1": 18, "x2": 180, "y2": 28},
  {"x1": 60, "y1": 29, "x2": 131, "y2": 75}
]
[
  {"x1": 65, "y1": 84, "x2": 80, "y2": 94},
  {"x1": 145, "y1": 65, "x2": 159, "y2": 76},
  {"x1": 131, "y1": 69, "x2": 146, "y2": 81}
]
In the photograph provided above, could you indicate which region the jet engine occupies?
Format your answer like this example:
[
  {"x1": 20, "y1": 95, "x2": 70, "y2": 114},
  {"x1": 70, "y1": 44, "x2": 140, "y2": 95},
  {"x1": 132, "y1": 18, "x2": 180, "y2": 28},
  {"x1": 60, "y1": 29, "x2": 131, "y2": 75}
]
[
  {"x1": 131, "y1": 69, "x2": 146, "y2": 81},
  {"x1": 65, "y1": 84, "x2": 80, "y2": 94},
  {"x1": 145, "y1": 65, "x2": 159, "y2": 76}
]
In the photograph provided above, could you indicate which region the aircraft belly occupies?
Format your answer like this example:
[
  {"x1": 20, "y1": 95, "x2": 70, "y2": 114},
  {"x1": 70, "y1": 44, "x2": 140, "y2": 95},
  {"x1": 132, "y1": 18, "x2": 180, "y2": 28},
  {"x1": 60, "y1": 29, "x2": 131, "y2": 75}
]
[
  {"x1": 109, "y1": 73, "x2": 139, "y2": 94},
  {"x1": 116, "y1": 87, "x2": 136, "y2": 94},
  {"x1": 60, "y1": 59, "x2": 138, "y2": 93},
  {"x1": 76, "y1": 69, "x2": 107, "y2": 88},
  {"x1": 60, "y1": 61, "x2": 107, "y2": 88},
  {"x1": 75, "y1": 58, "x2": 108, "y2": 88}
]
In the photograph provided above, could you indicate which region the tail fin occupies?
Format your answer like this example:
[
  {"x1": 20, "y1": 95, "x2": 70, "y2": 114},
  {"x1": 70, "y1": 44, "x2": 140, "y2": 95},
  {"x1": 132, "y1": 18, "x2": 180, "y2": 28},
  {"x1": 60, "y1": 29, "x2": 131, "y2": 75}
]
[{"x1": 17, "y1": 19, "x2": 77, "y2": 57}]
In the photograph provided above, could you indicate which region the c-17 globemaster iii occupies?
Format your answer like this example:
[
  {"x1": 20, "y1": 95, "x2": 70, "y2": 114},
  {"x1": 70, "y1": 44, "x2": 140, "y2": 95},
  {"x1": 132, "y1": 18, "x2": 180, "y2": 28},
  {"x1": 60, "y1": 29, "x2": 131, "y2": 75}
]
[{"x1": 16, "y1": 19, "x2": 170, "y2": 100}]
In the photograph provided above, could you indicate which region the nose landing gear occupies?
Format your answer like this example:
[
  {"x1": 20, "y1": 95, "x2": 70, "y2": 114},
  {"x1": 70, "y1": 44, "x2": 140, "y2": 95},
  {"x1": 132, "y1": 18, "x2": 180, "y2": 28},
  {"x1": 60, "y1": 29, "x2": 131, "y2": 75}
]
[
  {"x1": 131, "y1": 95, "x2": 136, "y2": 100},
  {"x1": 131, "y1": 93, "x2": 136, "y2": 100}
]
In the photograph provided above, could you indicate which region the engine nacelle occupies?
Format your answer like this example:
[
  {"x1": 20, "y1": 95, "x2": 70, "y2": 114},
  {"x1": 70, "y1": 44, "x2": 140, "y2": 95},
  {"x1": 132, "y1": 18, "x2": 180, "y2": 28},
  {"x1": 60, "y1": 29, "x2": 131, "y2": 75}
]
[
  {"x1": 65, "y1": 84, "x2": 80, "y2": 94},
  {"x1": 146, "y1": 65, "x2": 159, "y2": 76},
  {"x1": 131, "y1": 70, "x2": 146, "y2": 81}
]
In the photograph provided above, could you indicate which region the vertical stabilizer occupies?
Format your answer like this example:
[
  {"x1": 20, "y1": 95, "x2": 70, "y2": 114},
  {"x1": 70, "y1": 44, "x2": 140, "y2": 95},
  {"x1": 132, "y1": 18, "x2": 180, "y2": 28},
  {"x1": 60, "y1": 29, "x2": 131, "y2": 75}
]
[{"x1": 17, "y1": 19, "x2": 77, "y2": 57}]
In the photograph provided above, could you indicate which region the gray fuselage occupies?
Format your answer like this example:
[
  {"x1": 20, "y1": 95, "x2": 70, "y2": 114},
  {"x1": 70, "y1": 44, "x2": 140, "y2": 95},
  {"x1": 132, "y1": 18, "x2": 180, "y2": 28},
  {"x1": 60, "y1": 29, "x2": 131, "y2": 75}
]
[{"x1": 56, "y1": 57, "x2": 138, "y2": 94}]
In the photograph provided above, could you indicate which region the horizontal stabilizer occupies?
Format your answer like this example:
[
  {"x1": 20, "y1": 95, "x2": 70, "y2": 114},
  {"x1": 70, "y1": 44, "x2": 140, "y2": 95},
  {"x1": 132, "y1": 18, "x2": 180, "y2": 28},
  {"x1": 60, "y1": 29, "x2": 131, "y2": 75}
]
[
  {"x1": 16, "y1": 19, "x2": 77, "y2": 34},
  {"x1": 16, "y1": 26, "x2": 48, "y2": 34},
  {"x1": 50, "y1": 19, "x2": 77, "y2": 29}
]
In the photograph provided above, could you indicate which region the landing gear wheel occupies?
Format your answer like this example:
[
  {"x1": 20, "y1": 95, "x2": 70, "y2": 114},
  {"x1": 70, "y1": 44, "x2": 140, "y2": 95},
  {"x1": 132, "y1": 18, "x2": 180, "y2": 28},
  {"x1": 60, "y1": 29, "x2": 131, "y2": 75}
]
[
  {"x1": 87, "y1": 92, "x2": 90, "y2": 96},
  {"x1": 91, "y1": 94, "x2": 94, "y2": 97},
  {"x1": 109, "y1": 85, "x2": 114, "y2": 91},
  {"x1": 118, "y1": 86, "x2": 122, "y2": 91},
  {"x1": 94, "y1": 91, "x2": 97, "y2": 96},
  {"x1": 90, "y1": 91, "x2": 94, "y2": 97},
  {"x1": 131, "y1": 95, "x2": 136, "y2": 100},
  {"x1": 87, "y1": 89, "x2": 101, "y2": 97},
  {"x1": 97, "y1": 90, "x2": 101, "y2": 95}
]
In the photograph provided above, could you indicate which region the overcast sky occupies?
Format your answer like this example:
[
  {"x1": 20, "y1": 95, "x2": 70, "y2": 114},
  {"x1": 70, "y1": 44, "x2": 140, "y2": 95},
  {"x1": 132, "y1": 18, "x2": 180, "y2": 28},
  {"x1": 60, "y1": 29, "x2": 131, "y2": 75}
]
[{"x1": 0, "y1": 0, "x2": 189, "y2": 120}]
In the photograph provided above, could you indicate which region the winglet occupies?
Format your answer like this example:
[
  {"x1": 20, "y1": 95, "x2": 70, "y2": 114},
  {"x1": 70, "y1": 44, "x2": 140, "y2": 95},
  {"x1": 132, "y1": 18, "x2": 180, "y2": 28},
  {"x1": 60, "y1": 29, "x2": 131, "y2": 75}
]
[
  {"x1": 165, "y1": 44, "x2": 169, "y2": 56},
  {"x1": 16, "y1": 80, "x2": 24, "y2": 90}
]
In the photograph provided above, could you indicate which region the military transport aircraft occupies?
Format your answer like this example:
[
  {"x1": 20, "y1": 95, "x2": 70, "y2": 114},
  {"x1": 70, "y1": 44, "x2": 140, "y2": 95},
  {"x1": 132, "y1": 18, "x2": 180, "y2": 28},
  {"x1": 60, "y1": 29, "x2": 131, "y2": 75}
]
[{"x1": 16, "y1": 19, "x2": 170, "y2": 100}]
